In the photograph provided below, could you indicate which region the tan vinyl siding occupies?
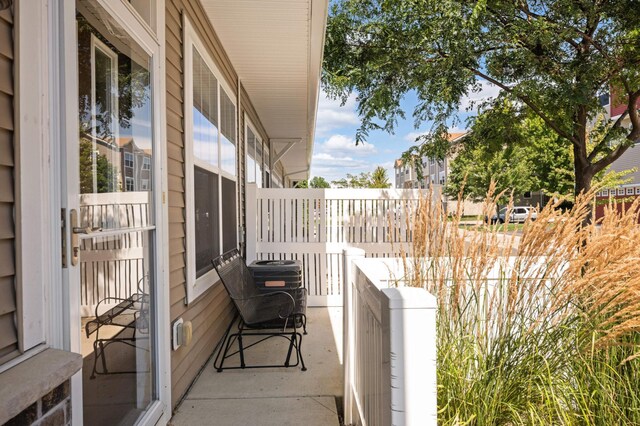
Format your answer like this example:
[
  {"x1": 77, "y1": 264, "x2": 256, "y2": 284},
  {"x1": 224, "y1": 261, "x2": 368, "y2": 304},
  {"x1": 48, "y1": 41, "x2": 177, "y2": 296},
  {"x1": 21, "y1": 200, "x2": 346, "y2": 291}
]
[
  {"x1": 611, "y1": 144, "x2": 640, "y2": 185},
  {"x1": 0, "y1": 5, "x2": 18, "y2": 366},
  {"x1": 166, "y1": 0, "x2": 268, "y2": 408}
]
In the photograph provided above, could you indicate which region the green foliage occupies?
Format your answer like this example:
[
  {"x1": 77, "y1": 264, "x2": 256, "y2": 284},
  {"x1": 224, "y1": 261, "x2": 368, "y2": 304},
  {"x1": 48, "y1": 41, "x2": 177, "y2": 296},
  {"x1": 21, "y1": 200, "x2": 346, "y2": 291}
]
[
  {"x1": 445, "y1": 100, "x2": 573, "y2": 203},
  {"x1": 79, "y1": 139, "x2": 118, "y2": 194},
  {"x1": 370, "y1": 166, "x2": 391, "y2": 188},
  {"x1": 332, "y1": 172, "x2": 371, "y2": 188},
  {"x1": 309, "y1": 176, "x2": 331, "y2": 188},
  {"x1": 294, "y1": 179, "x2": 309, "y2": 188},
  {"x1": 405, "y1": 189, "x2": 640, "y2": 425},
  {"x1": 332, "y1": 166, "x2": 391, "y2": 188},
  {"x1": 323, "y1": 0, "x2": 640, "y2": 196}
]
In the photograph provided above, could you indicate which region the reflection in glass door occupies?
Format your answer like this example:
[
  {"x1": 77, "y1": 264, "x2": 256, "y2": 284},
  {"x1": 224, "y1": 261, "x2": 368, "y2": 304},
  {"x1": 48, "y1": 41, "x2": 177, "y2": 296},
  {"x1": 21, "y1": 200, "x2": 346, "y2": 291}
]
[{"x1": 76, "y1": 1, "x2": 156, "y2": 424}]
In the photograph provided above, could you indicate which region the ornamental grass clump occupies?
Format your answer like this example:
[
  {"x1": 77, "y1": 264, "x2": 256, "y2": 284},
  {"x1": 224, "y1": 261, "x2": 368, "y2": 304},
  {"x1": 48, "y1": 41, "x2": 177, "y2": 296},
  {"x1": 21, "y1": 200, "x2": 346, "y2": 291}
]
[{"x1": 399, "y1": 186, "x2": 640, "y2": 425}]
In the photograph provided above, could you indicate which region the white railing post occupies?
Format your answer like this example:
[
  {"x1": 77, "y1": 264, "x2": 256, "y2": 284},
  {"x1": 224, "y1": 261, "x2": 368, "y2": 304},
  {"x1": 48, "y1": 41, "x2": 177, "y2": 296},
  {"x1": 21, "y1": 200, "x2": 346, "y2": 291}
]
[
  {"x1": 245, "y1": 183, "x2": 257, "y2": 263},
  {"x1": 342, "y1": 247, "x2": 365, "y2": 425},
  {"x1": 381, "y1": 287, "x2": 438, "y2": 425}
]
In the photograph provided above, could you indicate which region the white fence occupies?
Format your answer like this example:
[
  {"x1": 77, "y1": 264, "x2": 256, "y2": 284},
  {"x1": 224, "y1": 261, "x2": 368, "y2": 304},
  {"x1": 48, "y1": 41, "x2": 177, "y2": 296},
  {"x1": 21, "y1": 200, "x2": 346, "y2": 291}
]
[
  {"x1": 246, "y1": 184, "x2": 428, "y2": 306},
  {"x1": 79, "y1": 192, "x2": 151, "y2": 315},
  {"x1": 343, "y1": 249, "x2": 437, "y2": 426}
]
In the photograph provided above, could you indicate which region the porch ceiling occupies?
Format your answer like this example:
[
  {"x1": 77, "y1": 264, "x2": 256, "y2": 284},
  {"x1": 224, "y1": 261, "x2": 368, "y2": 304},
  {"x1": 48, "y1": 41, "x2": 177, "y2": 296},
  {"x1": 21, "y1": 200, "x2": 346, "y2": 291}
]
[{"x1": 201, "y1": 0, "x2": 329, "y2": 182}]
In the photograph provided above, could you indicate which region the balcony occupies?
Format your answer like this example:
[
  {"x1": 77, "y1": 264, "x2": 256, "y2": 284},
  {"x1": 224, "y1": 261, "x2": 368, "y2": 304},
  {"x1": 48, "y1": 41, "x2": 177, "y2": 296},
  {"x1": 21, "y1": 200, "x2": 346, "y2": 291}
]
[
  {"x1": 171, "y1": 307, "x2": 344, "y2": 425},
  {"x1": 171, "y1": 185, "x2": 438, "y2": 425}
]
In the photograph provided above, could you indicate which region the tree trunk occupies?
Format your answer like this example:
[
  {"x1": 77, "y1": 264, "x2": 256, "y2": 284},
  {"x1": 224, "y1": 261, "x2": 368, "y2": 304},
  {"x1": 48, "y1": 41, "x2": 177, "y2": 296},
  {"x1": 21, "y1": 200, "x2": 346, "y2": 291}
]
[{"x1": 574, "y1": 155, "x2": 594, "y2": 225}]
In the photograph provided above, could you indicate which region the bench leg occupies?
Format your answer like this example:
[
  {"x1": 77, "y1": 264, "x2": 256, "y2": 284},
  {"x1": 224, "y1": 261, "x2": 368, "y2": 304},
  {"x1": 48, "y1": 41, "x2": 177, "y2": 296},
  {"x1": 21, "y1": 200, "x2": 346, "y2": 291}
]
[
  {"x1": 297, "y1": 332, "x2": 307, "y2": 371},
  {"x1": 214, "y1": 314, "x2": 237, "y2": 372},
  {"x1": 284, "y1": 331, "x2": 296, "y2": 367}
]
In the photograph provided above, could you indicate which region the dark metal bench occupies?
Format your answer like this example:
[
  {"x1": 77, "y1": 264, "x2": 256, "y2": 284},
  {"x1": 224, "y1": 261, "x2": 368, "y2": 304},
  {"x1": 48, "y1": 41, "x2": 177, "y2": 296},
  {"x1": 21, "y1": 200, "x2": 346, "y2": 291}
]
[
  {"x1": 212, "y1": 249, "x2": 307, "y2": 372},
  {"x1": 85, "y1": 277, "x2": 149, "y2": 379}
]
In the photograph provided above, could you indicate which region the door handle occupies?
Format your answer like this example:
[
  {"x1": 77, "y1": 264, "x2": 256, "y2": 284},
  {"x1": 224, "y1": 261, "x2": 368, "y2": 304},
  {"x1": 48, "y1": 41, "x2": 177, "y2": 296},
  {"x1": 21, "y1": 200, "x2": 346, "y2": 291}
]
[
  {"x1": 72, "y1": 226, "x2": 102, "y2": 234},
  {"x1": 70, "y1": 210, "x2": 101, "y2": 266}
]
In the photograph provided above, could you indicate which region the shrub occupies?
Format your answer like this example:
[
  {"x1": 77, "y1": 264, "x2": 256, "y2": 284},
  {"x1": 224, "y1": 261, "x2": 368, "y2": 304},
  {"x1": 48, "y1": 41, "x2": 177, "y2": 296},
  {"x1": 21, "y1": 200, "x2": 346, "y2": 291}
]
[{"x1": 398, "y1": 185, "x2": 640, "y2": 425}]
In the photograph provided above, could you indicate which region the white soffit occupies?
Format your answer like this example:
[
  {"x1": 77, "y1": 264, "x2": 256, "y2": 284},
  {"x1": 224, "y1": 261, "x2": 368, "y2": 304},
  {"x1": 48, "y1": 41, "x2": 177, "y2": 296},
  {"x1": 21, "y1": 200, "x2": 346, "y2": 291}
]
[{"x1": 201, "y1": 0, "x2": 329, "y2": 180}]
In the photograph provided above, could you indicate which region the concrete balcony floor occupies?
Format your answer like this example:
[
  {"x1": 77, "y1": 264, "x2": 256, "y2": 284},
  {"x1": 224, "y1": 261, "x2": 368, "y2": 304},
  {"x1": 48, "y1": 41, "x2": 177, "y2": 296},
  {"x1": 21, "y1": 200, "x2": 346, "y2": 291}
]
[{"x1": 170, "y1": 307, "x2": 343, "y2": 426}]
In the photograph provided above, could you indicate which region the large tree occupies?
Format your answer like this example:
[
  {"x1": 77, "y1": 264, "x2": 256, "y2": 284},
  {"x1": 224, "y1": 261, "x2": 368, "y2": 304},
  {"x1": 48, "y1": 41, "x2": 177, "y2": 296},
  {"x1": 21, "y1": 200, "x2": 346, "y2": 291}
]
[
  {"x1": 446, "y1": 99, "x2": 573, "y2": 203},
  {"x1": 323, "y1": 0, "x2": 640, "y2": 202}
]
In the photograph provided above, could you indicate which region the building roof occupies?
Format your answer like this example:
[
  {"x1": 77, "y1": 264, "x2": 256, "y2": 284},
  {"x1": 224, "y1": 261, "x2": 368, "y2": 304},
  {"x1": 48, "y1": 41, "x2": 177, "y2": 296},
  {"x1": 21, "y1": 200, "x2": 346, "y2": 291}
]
[{"x1": 201, "y1": 0, "x2": 329, "y2": 182}]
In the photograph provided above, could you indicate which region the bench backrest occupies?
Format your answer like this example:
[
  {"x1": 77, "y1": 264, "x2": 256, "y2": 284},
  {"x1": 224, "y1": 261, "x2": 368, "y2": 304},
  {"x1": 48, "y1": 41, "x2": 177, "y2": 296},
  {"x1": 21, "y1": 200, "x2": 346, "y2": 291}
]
[{"x1": 212, "y1": 249, "x2": 262, "y2": 301}]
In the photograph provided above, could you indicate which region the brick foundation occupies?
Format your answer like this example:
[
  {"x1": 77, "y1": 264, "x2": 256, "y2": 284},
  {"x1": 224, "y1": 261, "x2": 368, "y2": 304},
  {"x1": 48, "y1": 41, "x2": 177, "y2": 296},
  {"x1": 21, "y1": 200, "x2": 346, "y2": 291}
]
[{"x1": 3, "y1": 381, "x2": 71, "y2": 426}]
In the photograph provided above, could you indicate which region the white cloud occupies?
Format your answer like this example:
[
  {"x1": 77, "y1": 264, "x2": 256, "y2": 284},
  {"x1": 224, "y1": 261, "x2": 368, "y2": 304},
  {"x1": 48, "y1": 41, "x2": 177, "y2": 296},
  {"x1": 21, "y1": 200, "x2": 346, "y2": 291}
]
[
  {"x1": 322, "y1": 134, "x2": 377, "y2": 155},
  {"x1": 459, "y1": 80, "x2": 501, "y2": 112},
  {"x1": 404, "y1": 131, "x2": 428, "y2": 143},
  {"x1": 315, "y1": 90, "x2": 360, "y2": 137},
  {"x1": 311, "y1": 152, "x2": 372, "y2": 182}
]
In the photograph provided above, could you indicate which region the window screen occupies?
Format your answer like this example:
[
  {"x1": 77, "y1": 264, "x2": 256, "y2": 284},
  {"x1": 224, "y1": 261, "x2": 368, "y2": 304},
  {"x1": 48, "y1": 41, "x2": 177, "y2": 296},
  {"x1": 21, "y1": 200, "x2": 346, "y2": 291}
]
[
  {"x1": 221, "y1": 177, "x2": 237, "y2": 253},
  {"x1": 194, "y1": 167, "x2": 219, "y2": 278}
]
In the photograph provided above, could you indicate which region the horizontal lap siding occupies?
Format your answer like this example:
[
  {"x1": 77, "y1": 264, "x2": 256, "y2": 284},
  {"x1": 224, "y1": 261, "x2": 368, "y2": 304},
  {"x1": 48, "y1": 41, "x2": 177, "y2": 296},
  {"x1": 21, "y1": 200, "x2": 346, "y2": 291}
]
[
  {"x1": 0, "y1": 6, "x2": 18, "y2": 366},
  {"x1": 167, "y1": 0, "x2": 272, "y2": 409}
]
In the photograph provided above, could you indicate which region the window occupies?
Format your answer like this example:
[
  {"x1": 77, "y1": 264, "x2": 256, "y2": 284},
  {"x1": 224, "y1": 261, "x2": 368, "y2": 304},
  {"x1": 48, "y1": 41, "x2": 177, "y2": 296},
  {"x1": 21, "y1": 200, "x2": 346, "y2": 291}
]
[
  {"x1": 124, "y1": 152, "x2": 134, "y2": 168},
  {"x1": 125, "y1": 176, "x2": 134, "y2": 191},
  {"x1": 142, "y1": 156, "x2": 151, "y2": 170},
  {"x1": 245, "y1": 120, "x2": 262, "y2": 187},
  {"x1": 523, "y1": 191, "x2": 532, "y2": 199},
  {"x1": 601, "y1": 189, "x2": 608, "y2": 197},
  {"x1": 626, "y1": 187, "x2": 634, "y2": 195},
  {"x1": 141, "y1": 178, "x2": 149, "y2": 190},
  {"x1": 439, "y1": 171, "x2": 445, "y2": 185},
  {"x1": 127, "y1": 0, "x2": 157, "y2": 31},
  {"x1": 636, "y1": 187, "x2": 640, "y2": 195},
  {"x1": 618, "y1": 188, "x2": 624, "y2": 196},
  {"x1": 184, "y1": 18, "x2": 238, "y2": 302}
]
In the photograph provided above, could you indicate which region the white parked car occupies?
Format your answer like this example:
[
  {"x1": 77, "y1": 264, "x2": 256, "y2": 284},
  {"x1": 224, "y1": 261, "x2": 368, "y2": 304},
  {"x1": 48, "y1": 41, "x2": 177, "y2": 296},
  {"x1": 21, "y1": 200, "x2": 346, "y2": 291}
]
[{"x1": 491, "y1": 206, "x2": 537, "y2": 224}]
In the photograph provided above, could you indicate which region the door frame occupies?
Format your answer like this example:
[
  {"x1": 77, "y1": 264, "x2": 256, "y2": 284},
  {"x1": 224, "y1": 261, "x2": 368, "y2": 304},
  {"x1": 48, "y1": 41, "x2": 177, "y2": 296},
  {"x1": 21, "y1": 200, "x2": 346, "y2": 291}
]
[{"x1": 57, "y1": 0, "x2": 171, "y2": 424}]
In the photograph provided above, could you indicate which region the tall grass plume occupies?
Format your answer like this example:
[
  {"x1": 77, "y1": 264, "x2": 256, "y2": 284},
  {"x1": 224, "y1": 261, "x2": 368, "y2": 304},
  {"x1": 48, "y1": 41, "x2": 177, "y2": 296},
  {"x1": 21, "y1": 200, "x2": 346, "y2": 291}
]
[{"x1": 398, "y1": 186, "x2": 640, "y2": 425}]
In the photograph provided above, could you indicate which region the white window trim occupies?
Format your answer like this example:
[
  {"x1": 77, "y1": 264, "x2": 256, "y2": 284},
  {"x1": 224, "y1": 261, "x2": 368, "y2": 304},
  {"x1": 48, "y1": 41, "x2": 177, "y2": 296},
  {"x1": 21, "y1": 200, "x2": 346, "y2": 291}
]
[
  {"x1": 0, "y1": 0, "x2": 52, "y2": 375},
  {"x1": 56, "y1": 1, "x2": 171, "y2": 424},
  {"x1": 626, "y1": 187, "x2": 634, "y2": 195},
  {"x1": 635, "y1": 187, "x2": 640, "y2": 195},
  {"x1": 245, "y1": 115, "x2": 262, "y2": 185},
  {"x1": 90, "y1": 34, "x2": 119, "y2": 150},
  {"x1": 183, "y1": 16, "x2": 238, "y2": 303},
  {"x1": 618, "y1": 188, "x2": 624, "y2": 195}
]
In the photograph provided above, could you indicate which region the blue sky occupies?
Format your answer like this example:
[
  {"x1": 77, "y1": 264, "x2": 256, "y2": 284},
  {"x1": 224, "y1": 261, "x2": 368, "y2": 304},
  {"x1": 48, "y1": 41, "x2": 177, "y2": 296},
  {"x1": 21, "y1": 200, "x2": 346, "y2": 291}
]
[{"x1": 310, "y1": 81, "x2": 501, "y2": 185}]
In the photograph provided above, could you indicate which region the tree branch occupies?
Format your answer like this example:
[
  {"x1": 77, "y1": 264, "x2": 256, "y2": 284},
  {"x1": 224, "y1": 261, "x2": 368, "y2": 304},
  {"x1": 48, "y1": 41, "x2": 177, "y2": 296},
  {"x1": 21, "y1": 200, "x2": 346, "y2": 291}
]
[
  {"x1": 464, "y1": 65, "x2": 580, "y2": 146},
  {"x1": 587, "y1": 110, "x2": 629, "y2": 162}
]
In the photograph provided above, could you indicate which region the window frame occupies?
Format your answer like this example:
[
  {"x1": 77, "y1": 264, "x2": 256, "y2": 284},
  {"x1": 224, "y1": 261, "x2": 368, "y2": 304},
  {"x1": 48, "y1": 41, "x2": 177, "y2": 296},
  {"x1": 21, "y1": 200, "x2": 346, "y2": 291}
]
[
  {"x1": 124, "y1": 151, "x2": 134, "y2": 168},
  {"x1": 244, "y1": 116, "x2": 262, "y2": 187},
  {"x1": 90, "y1": 34, "x2": 119, "y2": 142},
  {"x1": 626, "y1": 187, "x2": 634, "y2": 195},
  {"x1": 618, "y1": 188, "x2": 624, "y2": 196},
  {"x1": 183, "y1": 16, "x2": 238, "y2": 303},
  {"x1": 635, "y1": 187, "x2": 640, "y2": 196},
  {"x1": 125, "y1": 176, "x2": 134, "y2": 191}
]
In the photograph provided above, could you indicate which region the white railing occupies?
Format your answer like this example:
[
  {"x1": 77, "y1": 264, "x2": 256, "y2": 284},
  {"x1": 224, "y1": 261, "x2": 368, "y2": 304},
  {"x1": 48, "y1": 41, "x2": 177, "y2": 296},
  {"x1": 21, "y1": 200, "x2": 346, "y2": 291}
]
[
  {"x1": 245, "y1": 184, "x2": 428, "y2": 305},
  {"x1": 343, "y1": 248, "x2": 437, "y2": 426},
  {"x1": 79, "y1": 191, "x2": 151, "y2": 315}
]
